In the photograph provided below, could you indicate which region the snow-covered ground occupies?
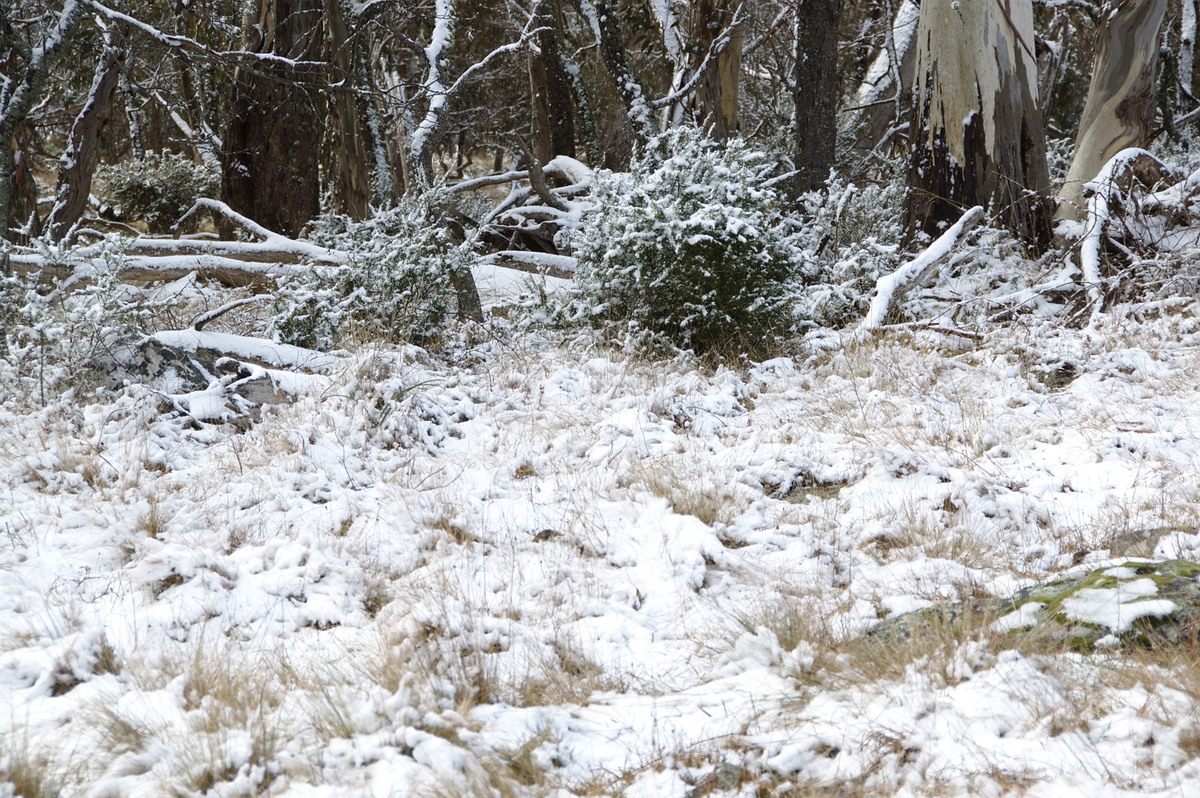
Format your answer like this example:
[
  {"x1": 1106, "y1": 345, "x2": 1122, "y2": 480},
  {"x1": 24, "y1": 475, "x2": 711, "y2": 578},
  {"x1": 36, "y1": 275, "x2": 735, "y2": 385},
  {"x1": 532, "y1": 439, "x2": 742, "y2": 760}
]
[{"x1": 6, "y1": 295, "x2": 1200, "y2": 796}]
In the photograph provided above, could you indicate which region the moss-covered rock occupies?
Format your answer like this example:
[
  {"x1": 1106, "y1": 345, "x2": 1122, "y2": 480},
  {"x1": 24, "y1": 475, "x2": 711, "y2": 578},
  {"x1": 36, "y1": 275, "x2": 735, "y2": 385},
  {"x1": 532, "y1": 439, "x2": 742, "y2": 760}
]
[{"x1": 869, "y1": 560, "x2": 1200, "y2": 652}]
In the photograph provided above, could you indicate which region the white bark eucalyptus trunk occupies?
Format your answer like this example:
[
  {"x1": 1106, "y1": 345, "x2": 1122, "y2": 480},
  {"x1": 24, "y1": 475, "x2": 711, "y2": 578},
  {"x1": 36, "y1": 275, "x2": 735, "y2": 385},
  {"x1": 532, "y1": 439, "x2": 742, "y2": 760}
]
[
  {"x1": 906, "y1": 0, "x2": 1052, "y2": 247},
  {"x1": 1056, "y1": 0, "x2": 1167, "y2": 220}
]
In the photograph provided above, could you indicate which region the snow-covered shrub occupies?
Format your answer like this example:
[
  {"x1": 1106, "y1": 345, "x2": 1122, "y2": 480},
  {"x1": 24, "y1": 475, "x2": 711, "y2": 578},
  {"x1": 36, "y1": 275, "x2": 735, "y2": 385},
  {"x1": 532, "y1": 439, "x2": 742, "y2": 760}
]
[
  {"x1": 271, "y1": 194, "x2": 468, "y2": 350},
  {"x1": 792, "y1": 178, "x2": 905, "y2": 329},
  {"x1": 0, "y1": 237, "x2": 158, "y2": 405},
  {"x1": 99, "y1": 152, "x2": 218, "y2": 234},
  {"x1": 565, "y1": 128, "x2": 800, "y2": 357}
]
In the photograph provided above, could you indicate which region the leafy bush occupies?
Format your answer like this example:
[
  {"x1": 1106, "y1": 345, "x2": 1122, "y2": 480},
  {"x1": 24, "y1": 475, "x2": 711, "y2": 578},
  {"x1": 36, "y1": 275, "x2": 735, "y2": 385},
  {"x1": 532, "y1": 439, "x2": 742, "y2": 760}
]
[
  {"x1": 565, "y1": 128, "x2": 800, "y2": 358},
  {"x1": 99, "y1": 152, "x2": 217, "y2": 234},
  {"x1": 271, "y1": 195, "x2": 469, "y2": 350}
]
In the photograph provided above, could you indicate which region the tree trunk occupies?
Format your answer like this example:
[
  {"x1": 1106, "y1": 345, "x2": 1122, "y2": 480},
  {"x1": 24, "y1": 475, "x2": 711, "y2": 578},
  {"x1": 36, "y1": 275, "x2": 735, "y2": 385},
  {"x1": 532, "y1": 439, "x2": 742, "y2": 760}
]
[
  {"x1": 529, "y1": 0, "x2": 576, "y2": 162},
  {"x1": 690, "y1": 0, "x2": 745, "y2": 139},
  {"x1": 7, "y1": 124, "x2": 40, "y2": 243},
  {"x1": 407, "y1": 0, "x2": 458, "y2": 189},
  {"x1": 119, "y1": 62, "x2": 146, "y2": 161},
  {"x1": 326, "y1": 0, "x2": 370, "y2": 220},
  {"x1": 792, "y1": 0, "x2": 842, "y2": 196},
  {"x1": 906, "y1": 0, "x2": 1052, "y2": 247},
  {"x1": 47, "y1": 38, "x2": 123, "y2": 241},
  {"x1": 1056, "y1": 0, "x2": 1167, "y2": 220},
  {"x1": 0, "y1": 0, "x2": 85, "y2": 248},
  {"x1": 220, "y1": 0, "x2": 325, "y2": 238},
  {"x1": 845, "y1": 0, "x2": 920, "y2": 158},
  {"x1": 1184, "y1": 0, "x2": 1198, "y2": 100},
  {"x1": 594, "y1": 0, "x2": 657, "y2": 152}
]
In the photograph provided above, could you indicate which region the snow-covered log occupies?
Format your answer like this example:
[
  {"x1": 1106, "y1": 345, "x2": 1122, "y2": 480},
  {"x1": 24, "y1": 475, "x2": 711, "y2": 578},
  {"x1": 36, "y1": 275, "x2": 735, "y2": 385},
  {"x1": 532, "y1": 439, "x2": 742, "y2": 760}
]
[
  {"x1": 481, "y1": 251, "x2": 576, "y2": 278},
  {"x1": 152, "y1": 329, "x2": 339, "y2": 373},
  {"x1": 7, "y1": 250, "x2": 316, "y2": 288}
]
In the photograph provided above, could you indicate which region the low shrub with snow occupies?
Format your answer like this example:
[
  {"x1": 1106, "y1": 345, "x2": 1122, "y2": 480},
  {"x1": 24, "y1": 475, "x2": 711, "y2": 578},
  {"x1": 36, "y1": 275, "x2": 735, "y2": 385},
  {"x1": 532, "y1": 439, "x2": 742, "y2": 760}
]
[
  {"x1": 98, "y1": 151, "x2": 218, "y2": 234},
  {"x1": 0, "y1": 237, "x2": 155, "y2": 405},
  {"x1": 564, "y1": 128, "x2": 800, "y2": 358},
  {"x1": 792, "y1": 177, "x2": 905, "y2": 329},
  {"x1": 271, "y1": 194, "x2": 470, "y2": 350}
]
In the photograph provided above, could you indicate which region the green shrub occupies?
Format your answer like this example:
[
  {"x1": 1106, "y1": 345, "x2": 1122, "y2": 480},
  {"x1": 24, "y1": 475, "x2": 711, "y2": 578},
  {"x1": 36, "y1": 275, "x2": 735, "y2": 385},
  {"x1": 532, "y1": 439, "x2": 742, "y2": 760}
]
[
  {"x1": 271, "y1": 195, "x2": 467, "y2": 350},
  {"x1": 99, "y1": 152, "x2": 217, "y2": 234},
  {"x1": 565, "y1": 128, "x2": 799, "y2": 358}
]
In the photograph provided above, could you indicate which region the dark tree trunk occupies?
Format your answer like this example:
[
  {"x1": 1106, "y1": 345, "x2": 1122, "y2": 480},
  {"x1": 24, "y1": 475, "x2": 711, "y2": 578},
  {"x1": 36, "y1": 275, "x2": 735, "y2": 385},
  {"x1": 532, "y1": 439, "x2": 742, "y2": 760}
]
[
  {"x1": 528, "y1": 0, "x2": 576, "y2": 163},
  {"x1": 906, "y1": 0, "x2": 1052, "y2": 247},
  {"x1": 7, "y1": 124, "x2": 40, "y2": 243},
  {"x1": 0, "y1": 0, "x2": 85, "y2": 249},
  {"x1": 220, "y1": 0, "x2": 325, "y2": 238},
  {"x1": 326, "y1": 0, "x2": 370, "y2": 220},
  {"x1": 594, "y1": 0, "x2": 657, "y2": 153},
  {"x1": 47, "y1": 39, "x2": 123, "y2": 241},
  {"x1": 792, "y1": 0, "x2": 842, "y2": 197}
]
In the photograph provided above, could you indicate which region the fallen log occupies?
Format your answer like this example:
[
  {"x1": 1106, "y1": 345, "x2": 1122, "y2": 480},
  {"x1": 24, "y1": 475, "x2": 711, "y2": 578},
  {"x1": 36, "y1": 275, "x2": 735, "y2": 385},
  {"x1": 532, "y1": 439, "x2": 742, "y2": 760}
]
[{"x1": 8, "y1": 251, "x2": 316, "y2": 288}]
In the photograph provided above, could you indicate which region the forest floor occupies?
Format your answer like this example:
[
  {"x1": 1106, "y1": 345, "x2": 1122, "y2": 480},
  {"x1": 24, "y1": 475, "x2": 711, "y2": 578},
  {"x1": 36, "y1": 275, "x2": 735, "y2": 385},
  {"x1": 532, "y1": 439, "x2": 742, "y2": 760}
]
[{"x1": 5, "y1": 267, "x2": 1200, "y2": 797}]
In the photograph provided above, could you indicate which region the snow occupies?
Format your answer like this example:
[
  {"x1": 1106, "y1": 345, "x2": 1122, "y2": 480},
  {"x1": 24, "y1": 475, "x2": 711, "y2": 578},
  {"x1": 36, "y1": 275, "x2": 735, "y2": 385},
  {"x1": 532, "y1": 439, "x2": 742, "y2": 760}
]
[
  {"x1": 9, "y1": 298, "x2": 1200, "y2": 794},
  {"x1": 1061, "y1": 575, "x2": 1178, "y2": 634}
]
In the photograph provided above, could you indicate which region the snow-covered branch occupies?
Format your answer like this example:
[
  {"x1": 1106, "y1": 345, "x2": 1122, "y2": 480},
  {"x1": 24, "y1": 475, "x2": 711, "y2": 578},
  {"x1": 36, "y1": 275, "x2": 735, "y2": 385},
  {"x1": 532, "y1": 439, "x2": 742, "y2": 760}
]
[
  {"x1": 86, "y1": 1, "x2": 328, "y2": 71},
  {"x1": 1076, "y1": 147, "x2": 1166, "y2": 323},
  {"x1": 858, "y1": 205, "x2": 985, "y2": 332}
]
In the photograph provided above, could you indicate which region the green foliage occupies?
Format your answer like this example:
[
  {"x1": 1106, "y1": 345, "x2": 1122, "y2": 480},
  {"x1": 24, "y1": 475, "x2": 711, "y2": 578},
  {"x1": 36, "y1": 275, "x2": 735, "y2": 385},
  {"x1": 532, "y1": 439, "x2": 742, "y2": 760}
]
[
  {"x1": 99, "y1": 152, "x2": 217, "y2": 234},
  {"x1": 271, "y1": 195, "x2": 467, "y2": 350},
  {"x1": 565, "y1": 128, "x2": 800, "y2": 358}
]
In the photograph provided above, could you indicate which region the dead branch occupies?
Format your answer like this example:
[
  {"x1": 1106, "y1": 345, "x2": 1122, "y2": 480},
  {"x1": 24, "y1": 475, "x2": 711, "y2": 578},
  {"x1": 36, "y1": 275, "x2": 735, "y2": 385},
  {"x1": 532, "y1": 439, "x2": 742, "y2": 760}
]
[
  {"x1": 191, "y1": 295, "x2": 274, "y2": 331},
  {"x1": 858, "y1": 205, "x2": 985, "y2": 333}
]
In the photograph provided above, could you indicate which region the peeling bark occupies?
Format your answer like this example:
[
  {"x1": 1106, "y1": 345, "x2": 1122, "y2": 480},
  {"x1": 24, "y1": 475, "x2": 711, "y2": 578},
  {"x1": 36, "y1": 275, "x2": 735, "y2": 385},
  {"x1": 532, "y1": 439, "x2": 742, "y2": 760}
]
[
  {"x1": 1057, "y1": 0, "x2": 1167, "y2": 220},
  {"x1": 906, "y1": 0, "x2": 1052, "y2": 247},
  {"x1": 681, "y1": 0, "x2": 745, "y2": 139}
]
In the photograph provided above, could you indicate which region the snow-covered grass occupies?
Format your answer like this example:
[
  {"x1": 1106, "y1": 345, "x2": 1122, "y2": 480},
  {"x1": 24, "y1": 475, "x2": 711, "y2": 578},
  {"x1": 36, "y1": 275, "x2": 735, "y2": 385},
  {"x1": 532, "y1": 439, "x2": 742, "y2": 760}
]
[{"x1": 6, "y1": 294, "x2": 1200, "y2": 796}]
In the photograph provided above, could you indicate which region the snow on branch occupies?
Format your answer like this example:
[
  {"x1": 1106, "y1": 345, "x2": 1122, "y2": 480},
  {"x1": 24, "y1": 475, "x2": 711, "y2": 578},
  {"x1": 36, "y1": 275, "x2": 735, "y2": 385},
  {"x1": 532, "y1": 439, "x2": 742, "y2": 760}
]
[
  {"x1": 857, "y1": 205, "x2": 985, "y2": 333},
  {"x1": 176, "y1": 198, "x2": 277, "y2": 240},
  {"x1": 1076, "y1": 147, "x2": 1167, "y2": 324},
  {"x1": 7, "y1": 250, "x2": 313, "y2": 288},
  {"x1": 86, "y1": 1, "x2": 327, "y2": 70},
  {"x1": 173, "y1": 199, "x2": 349, "y2": 264},
  {"x1": 152, "y1": 329, "x2": 339, "y2": 373}
]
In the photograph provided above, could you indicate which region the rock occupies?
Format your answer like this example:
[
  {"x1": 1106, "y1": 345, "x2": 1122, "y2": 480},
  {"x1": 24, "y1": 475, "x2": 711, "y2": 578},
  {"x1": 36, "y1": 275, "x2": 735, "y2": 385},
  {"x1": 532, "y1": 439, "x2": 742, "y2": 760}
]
[{"x1": 868, "y1": 560, "x2": 1200, "y2": 652}]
